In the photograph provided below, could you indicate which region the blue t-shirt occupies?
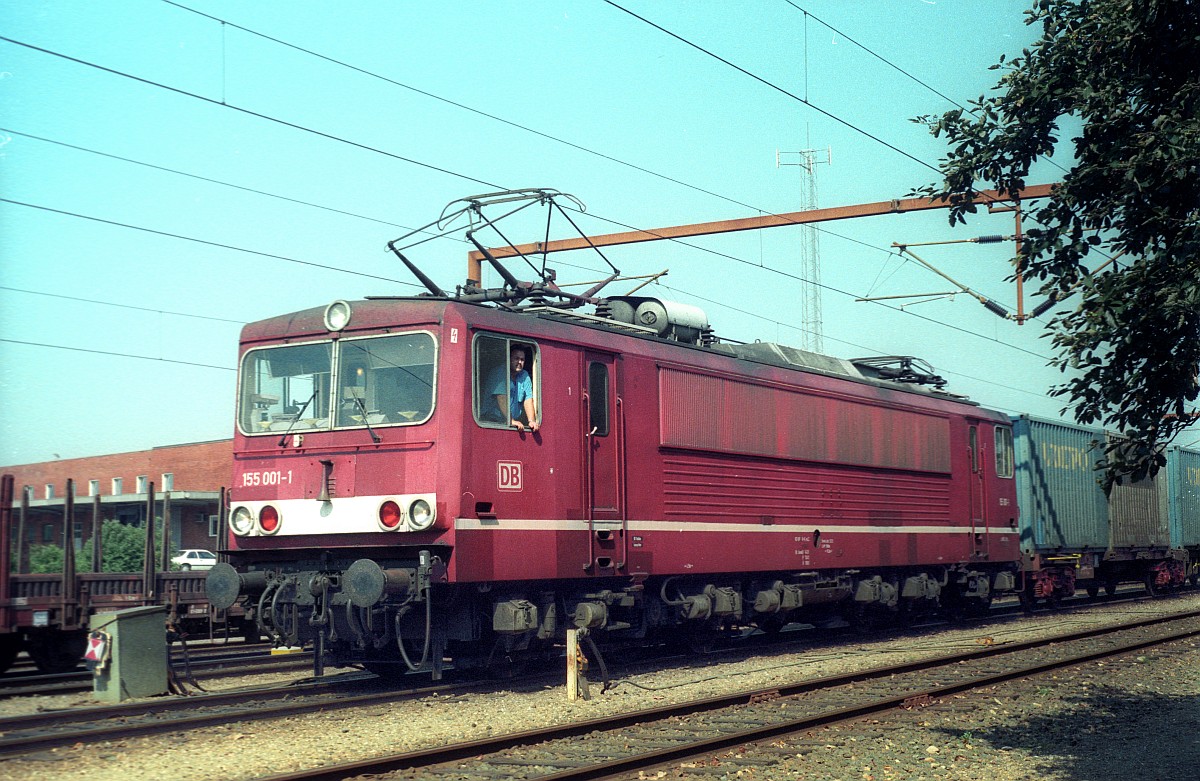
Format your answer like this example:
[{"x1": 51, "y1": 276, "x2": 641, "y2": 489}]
[{"x1": 486, "y1": 366, "x2": 533, "y2": 421}]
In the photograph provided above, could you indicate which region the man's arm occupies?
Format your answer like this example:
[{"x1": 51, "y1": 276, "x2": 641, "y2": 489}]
[{"x1": 518, "y1": 397, "x2": 539, "y2": 432}]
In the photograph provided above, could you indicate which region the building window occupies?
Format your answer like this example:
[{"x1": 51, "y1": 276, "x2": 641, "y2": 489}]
[
  {"x1": 44, "y1": 484, "x2": 55, "y2": 500},
  {"x1": 42, "y1": 524, "x2": 54, "y2": 542},
  {"x1": 136, "y1": 475, "x2": 148, "y2": 494},
  {"x1": 208, "y1": 514, "x2": 220, "y2": 537},
  {"x1": 162, "y1": 473, "x2": 174, "y2": 491},
  {"x1": 89, "y1": 480, "x2": 100, "y2": 497},
  {"x1": 112, "y1": 477, "x2": 123, "y2": 496}
]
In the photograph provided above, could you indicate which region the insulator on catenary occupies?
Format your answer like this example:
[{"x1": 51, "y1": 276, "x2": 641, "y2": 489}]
[
  {"x1": 981, "y1": 298, "x2": 1012, "y2": 318},
  {"x1": 974, "y1": 234, "x2": 1005, "y2": 243},
  {"x1": 1029, "y1": 297, "x2": 1058, "y2": 318}
]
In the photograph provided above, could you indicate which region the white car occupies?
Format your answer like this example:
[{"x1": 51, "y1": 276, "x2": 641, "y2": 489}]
[{"x1": 171, "y1": 549, "x2": 217, "y2": 571}]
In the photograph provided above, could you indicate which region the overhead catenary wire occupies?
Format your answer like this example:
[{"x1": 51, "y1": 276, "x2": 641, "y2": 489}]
[
  {"x1": 0, "y1": 338, "x2": 235, "y2": 371},
  {"x1": 1, "y1": 20, "x2": 1057, "y2": 376},
  {"x1": 0, "y1": 23, "x2": 1044, "y2": 325},
  {"x1": 0, "y1": 198, "x2": 423, "y2": 289},
  {"x1": 0, "y1": 127, "x2": 452, "y2": 236},
  {"x1": 150, "y1": 2, "x2": 940, "y2": 267},
  {"x1": 0, "y1": 285, "x2": 245, "y2": 324},
  {"x1": 0, "y1": 38, "x2": 1054, "y2": 361},
  {"x1": 0, "y1": 35, "x2": 503, "y2": 192},
  {"x1": 600, "y1": 0, "x2": 942, "y2": 177}
]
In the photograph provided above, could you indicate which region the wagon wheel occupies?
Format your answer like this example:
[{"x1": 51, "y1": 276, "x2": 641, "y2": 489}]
[
  {"x1": 0, "y1": 635, "x2": 22, "y2": 675},
  {"x1": 1143, "y1": 571, "x2": 1160, "y2": 598},
  {"x1": 1103, "y1": 577, "x2": 1119, "y2": 597},
  {"x1": 1085, "y1": 582, "x2": 1100, "y2": 599},
  {"x1": 27, "y1": 630, "x2": 87, "y2": 674},
  {"x1": 1017, "y1": 584, "x2": 1037, "y2": 615}
]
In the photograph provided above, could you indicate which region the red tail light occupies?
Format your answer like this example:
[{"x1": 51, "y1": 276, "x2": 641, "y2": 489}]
[
  {"x1": 379, "y1": 500, "x2": 402, "y2": 530},
  {"x1": 260, "y1": 505, "x2": 280, "y2": 534}
]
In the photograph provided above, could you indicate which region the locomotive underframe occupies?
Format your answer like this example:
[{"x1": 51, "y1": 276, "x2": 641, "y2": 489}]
[{"x1": 217, "y1": 546, "x2": 1018, "y2": 678}]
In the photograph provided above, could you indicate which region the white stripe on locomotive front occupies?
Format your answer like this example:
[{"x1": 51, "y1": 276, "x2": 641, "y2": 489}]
[{"x1": 232, "y1": 494, "x2": 435, "y2": 535}]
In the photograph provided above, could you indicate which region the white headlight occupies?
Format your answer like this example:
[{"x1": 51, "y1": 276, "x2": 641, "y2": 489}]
[
  {"x1": 323, "y1": 300, "x2": 352, "y2": 332},
  {"x1": 229, "y1": 506, "x2": 255, "y2": 536},
  {"x1": 408, "y1": 498, "x2": 434, "y2": 530}
]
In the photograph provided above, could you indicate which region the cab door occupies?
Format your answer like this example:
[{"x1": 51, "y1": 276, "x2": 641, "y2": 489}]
[
  {"x1": 584, "y1": 352, "x2": 622, "y2": 520},
  {"x1": 583, "y1": 352, "x2": 625, "y2": 572},
  {"x1": 967, "y1": 422, "x2": 988, "y2": 559}
]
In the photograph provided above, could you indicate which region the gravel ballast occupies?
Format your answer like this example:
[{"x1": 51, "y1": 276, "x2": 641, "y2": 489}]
[{"x1": 1, "y1": 592, "x2": 1197, "y2": 781}]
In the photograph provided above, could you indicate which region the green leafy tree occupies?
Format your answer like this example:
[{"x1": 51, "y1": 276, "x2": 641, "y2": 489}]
[
  {"x1": 913, "y1": 0, "x2": 1199, "y2": 486},
  {"x1": 28, "y1": 544, "x2": 65, "y2": 574},
  {"x1": 96, "y1": 518, "x2": 168, "y2": 573}
]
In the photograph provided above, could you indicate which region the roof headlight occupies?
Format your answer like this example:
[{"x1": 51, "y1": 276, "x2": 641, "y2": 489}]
[
  {"x1": 323, "y1": 300, "x2": 352, "y2": 332},
  {"x1": 229, "y1": 506, "x2": 255, "y2": 536},
  {"x1": 408, "y1": 498, "x2": 435, "y2": 531}
]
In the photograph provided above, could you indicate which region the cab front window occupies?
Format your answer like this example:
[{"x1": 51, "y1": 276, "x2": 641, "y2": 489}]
[
  {"x1": 238, "y1": 332, "x2": 436, "y2": 436},
  {"x1": 335, "y1": 332, "x2": 436, "y2": 428},
  {"x1": 239, "y1": 341, "x2": 333, "y2": 434}
]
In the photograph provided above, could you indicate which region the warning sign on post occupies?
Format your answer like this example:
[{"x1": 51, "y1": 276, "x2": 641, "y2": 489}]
[{"x1": 497, "y1": 461, "x2": 523, "y2": 492}]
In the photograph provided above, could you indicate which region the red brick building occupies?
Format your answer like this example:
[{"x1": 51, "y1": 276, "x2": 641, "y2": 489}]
[{"x1": 2, "y1": 440, "x2": 233, "y2": 571}]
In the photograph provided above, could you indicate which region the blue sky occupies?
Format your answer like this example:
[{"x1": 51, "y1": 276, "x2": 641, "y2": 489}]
[{"x1": 2, "y1": 0, "x2": 1087, "y2": 466}]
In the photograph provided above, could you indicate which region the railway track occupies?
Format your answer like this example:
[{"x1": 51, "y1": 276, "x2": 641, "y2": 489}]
[
  {"x1": 3, "y1": 603, "x2": 1195, "y2": 773},
  {"x1": 0, "y1": 644, "x2": 309, "y2": 698},
  {"x1": 248, "y1": 608, "x2": 1200, "y2": 781}
]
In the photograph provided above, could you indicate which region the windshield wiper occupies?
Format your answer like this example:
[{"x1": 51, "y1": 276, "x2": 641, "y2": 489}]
[
  {"x1": 353, "y1": 396, "x2": 382, "y2": 443},
  {"x1": 277, "y1": 389, "x2": 318, "y2": 447}
]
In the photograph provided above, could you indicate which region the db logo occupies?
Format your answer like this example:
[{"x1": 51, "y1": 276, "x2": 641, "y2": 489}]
[{"x1": 498, "y1": 461, "x2": 523, "y2": 491}]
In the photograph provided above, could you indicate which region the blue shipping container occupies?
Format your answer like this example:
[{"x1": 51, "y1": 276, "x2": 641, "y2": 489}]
[
  {"x1": 1167, "y1": 446, "x2": 1200, "y2": 549},
  {"x1": 1012, "y1": 415, "x2": 1109, "y2": 553}
]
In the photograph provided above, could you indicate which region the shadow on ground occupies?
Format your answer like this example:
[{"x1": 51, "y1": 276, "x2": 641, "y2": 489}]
[{"x1": 934, "y1": 683, "x2": 1199, "y2": 780}]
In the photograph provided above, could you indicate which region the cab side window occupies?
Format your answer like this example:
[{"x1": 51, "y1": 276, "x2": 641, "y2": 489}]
[
  {"x1": 474, "y1": 335, "x2": 539, "y2": 428},
  {"x1": 588, "y1": 362, "x2": 609, "y2": 436},
  {"x1": 994, "y1": 426, "x2": 1015, "y2": 478}
]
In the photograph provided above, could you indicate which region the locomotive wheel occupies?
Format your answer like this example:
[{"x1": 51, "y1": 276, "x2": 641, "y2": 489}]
[
  {"x1": 1104, "y1": 578, "x2": 1118, "y2": 597},
  {"x1": 753, "y1": 616, "x2": 787, "y2": 636},
  {"x1": 848, "y1": 603, "x2": 878, "y2": 634},
  {"x1": 1085, "y1": 582, "x2": 1100, "y2": 599},
  {"x1": 363, "y1": 661, "x2": 411, "y2": 681},
  {"x1": 239, "y1": 621, "x2": 262, "y2": 644},
  {"x1": 965, "y1": 594, "x2": 993, "y2": 618},
  {"x1": 0, "y1": 636, "x2": 22, "y2": 675},
  {"x1": 27, "y1": 630, "x2": 88, "y2": 674}
]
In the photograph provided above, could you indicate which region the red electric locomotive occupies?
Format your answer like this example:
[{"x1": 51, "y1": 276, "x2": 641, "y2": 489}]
[{"x1": 207, "y1": 190, "x2": 1022, "y2": 677}]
